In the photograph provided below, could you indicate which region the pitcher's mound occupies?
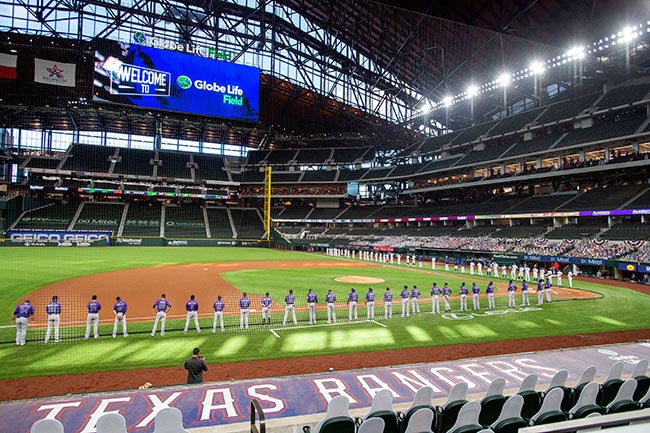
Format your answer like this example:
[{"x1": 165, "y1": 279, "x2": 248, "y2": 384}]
[{"x1": 335, "y1": 276, "x2": 385, "y2": 284}]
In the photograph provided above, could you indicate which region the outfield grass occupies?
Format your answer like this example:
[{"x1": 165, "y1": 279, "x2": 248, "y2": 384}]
[{"x1": 0, "y1": 247, "x2": 648, "y2": 381}]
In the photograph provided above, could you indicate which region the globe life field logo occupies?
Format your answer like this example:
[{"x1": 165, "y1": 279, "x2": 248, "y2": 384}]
[
  {"x1": 175, "y1": 74, "x2": 244, "y2": 105},
  {"x1": 176, "y1": 75, "x2": 192, "y2": 89}
]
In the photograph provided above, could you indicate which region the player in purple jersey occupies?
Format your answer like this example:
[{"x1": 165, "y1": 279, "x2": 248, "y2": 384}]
[
  {"x1": 458, "y1": 283, "x2": 468, "y2": 312},
  {"x1": 537, "y1": 280, "x2": 545, "y2": 306},
  {"x1": 84, "y1": 295, "x2": 102, "y2": 340},
  {"x1": 151, "y1": 293, "x2": 171, "y2": 336},
  {"x1": 13, "y1": 299, "x2": 34, "y2": 346},
  {"x1": 442, "y1": 283, "x2": 452, "y2": 312},
  {"x1": 112, "y1": 296, "x2": 129, "y2": 338},
  {"x1": 184, "y1": 294, "x2": 201, "y2": 334},
  {"x1": 365, "y1": 287, "x2": 375, "y2": 320},
  {"x1": 486, "y1": 282, "x2": 496, "y2": 310},
  {"x1": 239, "y1": 292, "x2": 251, "y2": 330},
  {"x1": 400, "y1": 285, "x2": 410, "y2": 317},
  {"x1": 44, "y1": 295, "x2": 61, "y2": 343},
  {"x1": 326, "y1": 289, "x2": 337, "y2": 323},
  {"x1": 411, "y1": 285, "x2": 421, "y2": 314},
  {"x1": 348, "y1": 288, "x2": 358, "y2": 321},
  {"x1": 383, "y1": 287, "x2": 393, "y2": 318},
  {"x1": 471, "y1": 283, "x2": 480, "y2": 310},
  {"x1": 520, "y1": 280, "x2": 530, "y2": 306},
  {"x1": 282, "y1": 289, "x2": 297, "y2": 326},
  {"x1": 545, "y1": 278, "x2": 553, "y2": 303},
  {"x1": 307, "y1": 289, "x2": 318, "y2": 324},
  {"x1": 212, "y1": 295, "x2": 225, "y2": 332},
  {"x1": 431, "y1": 283, "x2": 441, "y2": 314},
  {"x1": 506, "y1": 280, "x2": 516, "y2": 308},
  {"x1": 261, "y1": 292, "x2": 272, "y2": 326}
]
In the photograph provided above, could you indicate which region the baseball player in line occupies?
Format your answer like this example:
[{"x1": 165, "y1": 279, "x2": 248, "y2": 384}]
[
  {"x1": 151, "y1": 294, "x2": 171, "y2": 336},
  {"x1": 348, "y1": 288, "x2": 358, "y2": 321},
  {"x1": 282, "y1": 290, "x2": 297, "y2": 326},
  {"x1": 184, "y1": 295, "x2": 201, "y2": 334},
  {"x1": 84, "y1": 295, "x2": 101, "y2": 340},
  {"x1": 112, "y1": 296, "x2": 128, "y2": 338},
  {"x1": 537, "y1": 280, "x2": 545, "y2": 306},
  {"x1": 521, "y1": 280, "x2": 530, "y2": 306},
  {"x1": 326, "y1": 289, "x2": 337, "y2": 323},
  {"x1": 212, "y1": 295, "x2": 225, "y2": 332},
  {"x1": 261, "y1": 292, "x2": 272, "y2": 326},
  {"x1": 486, "y1": 281, "x2": 495, "y2": 310},
  {"x1": 240, "y1": 293, "x2": 251, "y2": 329},
  {"x1": 431, "y1": 283, "x2": 441, "y2": 314},
  {"x1": 13, "y1": 299, "x2": 34, "y2": 346},
  {"x1": 471, "y1": 283, "x2": 480, "y2": 310},
  {"x1": 400, "y1": 286, "x2": 410, "y2": 317},
  {"x1": 365, "y1": 287, "x2": 375, "y2": 320},
  {"x1": 411, "y1": 285, "x2": 421, "y2": 314},
  {"x1": 458, "y1": 283, "x2": 468, "y2": 312},
  {"x1": 442, "y1": 283, "x2": 452, "y2": 312},
  {"x1": 307, "y1": 289, "x2": 318, "y2": 324},
  {"x1": 383, "y1": 287, "x2": 393, "y2": 318},
  {"x1": 44, "y1": 295, "x2": 61, "y2": 343}
]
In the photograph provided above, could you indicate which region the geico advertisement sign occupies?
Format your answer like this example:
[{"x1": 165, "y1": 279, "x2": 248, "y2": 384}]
[{"x1": 10, "y1": 233, "x2": 109, "y2": 242}]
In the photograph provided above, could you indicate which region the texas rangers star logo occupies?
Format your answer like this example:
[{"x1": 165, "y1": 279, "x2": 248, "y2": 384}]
[{"x1": 46, "y1": 64, "x2": 65, "y2": 79}]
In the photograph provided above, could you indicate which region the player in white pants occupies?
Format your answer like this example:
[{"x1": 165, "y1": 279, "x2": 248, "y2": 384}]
[
  {"x1": 44, "y1": 295, "x2": 61, "y2": 343},
  {"x1": 507, "y1": 281, "x2": 516, "y2": 308},
  {"x1": 183, "y1": 295, "x2": 201, "y2": 334},
  {"x1": 212, "y1": 295, "x2": 225, "y2": 332},
  {"x1": 410, "y1": 286, "x2": 421, "y2": 314},
  {"x1": 383, "y1": 288, "x2": 393, "y2": 318},
  {"x1": 431, "y1": 284, "x2": 441, "y2": 314},
  {"x1": 282, "y1": 290, "x2": 297, "y2": 326},
  {"x1": 348, "y1": 288, "x2": 358, "y2": 320},
  {"x1": 307, "y1": 289, "x2": 318, "y2": 324},
  {"x1": 537, "y1": 281, "x2": 545, "y2": 306},
  {"x1": 521, "y1": 281, "x2": 530, "y2": 306},
  {"x1": 239, "y1": 293, "x2": 251, "y2": 330},
  {"x1": 84, "y1": 295, "x2": 101, "y2": 339},
  {"x1": 326, "y1": 290, "x2": 337, "y2": 323},
  {"x1": 112, "y1": 296, "x2": 128, "y2": 338},
  {"x1": 151, "y1": 294, "x2": 171, "y2": 336},
  {"x1": 365, "y1": 287, "x2": 375, "y2": 320},
  {"x1": 261, "y1": 292, "x2": 272, "y2": 326},
  {"x1": 400, "y1": 286, "x2": 410, "y2": 317}
]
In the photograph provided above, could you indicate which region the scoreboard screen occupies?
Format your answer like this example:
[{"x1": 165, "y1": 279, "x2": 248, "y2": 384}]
[{"x1": 93, "y1": 41, "x2": 259, "y2": 122}]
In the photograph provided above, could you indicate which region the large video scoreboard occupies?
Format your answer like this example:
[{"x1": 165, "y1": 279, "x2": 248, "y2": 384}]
[{"x1": 93, "y1": 40, "x2": 260, "y2": 122}]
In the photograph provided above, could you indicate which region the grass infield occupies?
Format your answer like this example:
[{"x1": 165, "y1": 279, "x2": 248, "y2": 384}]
[{"x1": 0, "y1": 246, "x2": 649, "y2": 381}]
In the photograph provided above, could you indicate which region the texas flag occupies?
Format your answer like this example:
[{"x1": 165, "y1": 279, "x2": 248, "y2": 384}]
[
  {"x1": 0, "y1": 53, "x2": 17, "y2": 79},
  {"x1": 34, "y1": 58, "x2": 76, "y2": 87}
]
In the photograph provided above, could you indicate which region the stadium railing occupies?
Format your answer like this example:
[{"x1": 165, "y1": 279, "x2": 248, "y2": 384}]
[{"x1": 250, "y1": 398, "x2": 266, "y2": 433}]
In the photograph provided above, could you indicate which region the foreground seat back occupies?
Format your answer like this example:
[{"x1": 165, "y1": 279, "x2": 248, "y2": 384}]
[
  {"x1": 153, "y1": 407, "x2": 189, "y2": 433},
  {"x1": 516, "y1": 374, "x2": 540, "y2": 421},
  {"x1": 96, "y1": 413, "x2": 128, "y2": 433},
  {"x1": 358, "y1": 417, "x2": 385, "y2": 433},
  {"x1": 438, "y1": 382, "x2": 469, "y2": 433},
  {"x1": 490, "y1": 395, "x2": 527, "y2": 433},
  {"x1": 530, "y1": 387, "x2": 566, "y2": 425},
  {"x1": 365, "y1": 389, "x2": 398, "y2": 433},
  {"x1": 447, "y1": 401, "x2": 482, "y2": 433},
  {"x1": 403, "y1": 408, "x2": 434, "y2": 433},
  {"x1": 313, "y1": 396, "x2": 355, "y2": 433},
  {"x1": 598, "y1": 361, "x2": 625, "y2": 406},
  {"x1": 31, "y1": 419, "x2": 65, "y2": 433},
  {"x1": 568, "y1": 381, "x2": 604, "y2": 419},
  {"x1": 633, "y1": 359, "x2": 650, "y2": 402},
  {"x1": 607, "y1": 378, "x2": 640, "y2": 414},
  {"x1": 400, "y1": 387, "x2": 434, "y2": 433}
]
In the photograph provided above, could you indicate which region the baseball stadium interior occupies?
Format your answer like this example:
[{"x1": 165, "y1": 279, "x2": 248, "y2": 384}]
[{"x1": 2, "y1": 0, "x2": 650, "y2": 432}]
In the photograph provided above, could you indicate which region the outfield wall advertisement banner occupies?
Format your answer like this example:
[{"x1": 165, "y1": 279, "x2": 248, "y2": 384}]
[
  {"x1": 523, "y1": 254, "x2": 607, "y2": 266},
  {"x1": 93, "y1": 40, "x2": 259, "y2": 121},
  {"x1": 6, "y1": 230, "x2": 112, "y2": 246}
]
